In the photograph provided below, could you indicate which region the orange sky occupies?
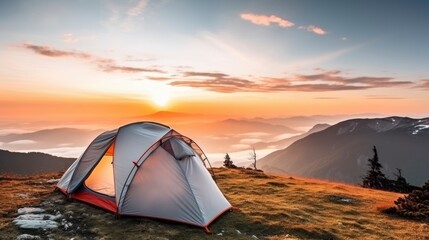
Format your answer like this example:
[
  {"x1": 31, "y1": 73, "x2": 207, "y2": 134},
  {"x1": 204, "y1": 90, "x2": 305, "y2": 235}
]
[{"x1": 1, "y1": 0, "x2": 429, "y2": 131}]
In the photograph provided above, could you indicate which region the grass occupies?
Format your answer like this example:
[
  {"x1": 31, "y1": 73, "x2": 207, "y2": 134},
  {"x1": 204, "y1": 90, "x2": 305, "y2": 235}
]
[
  {"x1": 1, "y1": 168, "x2": 428, "y2": 239},
  {"x1": 0, "y1": 173, "x2": 62, "y2": 230}
]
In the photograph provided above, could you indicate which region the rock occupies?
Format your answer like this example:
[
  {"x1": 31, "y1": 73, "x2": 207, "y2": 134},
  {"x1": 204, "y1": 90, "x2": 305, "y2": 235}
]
[
  {"x1": 17, "y1": 207, "x2": 45, "y2": 214},
  {"x1": 15, "y1": 214, "x2": 62, "y2": 221},
  {"x1": 252, "y1": 235, "x2": 258, "y2": 239},
  {"x1": 236, "y1": 230, "x2": 241, "y2": 234},
  {"x1": 65, "y1": 210, "x2": 74, "y2": 216},
  {"x1": 217, "y1": 233, "x2": 223, "y2": 236},
  {"x1": 13, "y1": 219, "x2": 58, "y2": 229},
  {"x1": 47, "y1": 178, "x2": 60, "y2": 183},
  {"x1": 16, "y1": 234, "x2": 41, "y2": 240}
]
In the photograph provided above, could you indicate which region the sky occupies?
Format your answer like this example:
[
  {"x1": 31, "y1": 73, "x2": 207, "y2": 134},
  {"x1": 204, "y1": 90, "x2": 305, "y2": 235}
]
[{"x1": 1, "y1": 0, "x2": 429, "y2": 128}]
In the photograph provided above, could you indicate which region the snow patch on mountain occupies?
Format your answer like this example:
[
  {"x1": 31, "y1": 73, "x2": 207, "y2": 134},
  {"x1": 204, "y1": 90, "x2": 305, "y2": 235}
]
[{"x1": 412, "y1": 125, "x2": 429, "y2": 135}]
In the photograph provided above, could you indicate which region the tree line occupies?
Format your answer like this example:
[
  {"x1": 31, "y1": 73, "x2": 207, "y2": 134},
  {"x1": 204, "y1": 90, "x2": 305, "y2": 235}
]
[
  {"x1": 362, "y1": 146, "x2": 419, "y2": 193},
  {"x1": 363, "y1": 146, "x2": 429, "y2": 221}
]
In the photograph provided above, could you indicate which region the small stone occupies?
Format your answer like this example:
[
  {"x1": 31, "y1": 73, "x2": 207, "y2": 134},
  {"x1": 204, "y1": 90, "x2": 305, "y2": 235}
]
[
  {"x1": 216, "y1": 233, "x2": 223, "y2": 236},
  {"x1": 16, "y1": 234, "x2": 41, "y2": 240},
  {"x1": 236, "y1": 230, "x2": 241, "y2": 234}
]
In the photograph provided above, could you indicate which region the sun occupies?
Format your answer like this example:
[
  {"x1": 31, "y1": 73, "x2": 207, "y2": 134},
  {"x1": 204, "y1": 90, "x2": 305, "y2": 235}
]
[
  {"x1": 152, "y1": 94, "x2": 170, "y2": 107},
  {"x1": 149, "y1": 85, "x2": 171, "y2": 107}
]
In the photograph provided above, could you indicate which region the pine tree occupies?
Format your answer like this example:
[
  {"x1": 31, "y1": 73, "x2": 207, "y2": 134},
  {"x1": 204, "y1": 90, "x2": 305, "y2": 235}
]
[
  {"x1": 223, "y1": 153, "x2": 235, "y2": 168},
  {"x1": 394, "y1": 168, "x2": 410, "y2": 193},
  {"x1": 394, "y1": 180, "x2": 429, "y2": 220},
  {"x1": 362, "y1": 146, "x2": 387, "y2": 189}
]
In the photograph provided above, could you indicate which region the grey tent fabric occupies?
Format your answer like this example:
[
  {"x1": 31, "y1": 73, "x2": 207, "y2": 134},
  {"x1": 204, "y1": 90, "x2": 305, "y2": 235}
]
[
  {"x1": 113, "y1": 123, "x2": 171, "y2": 206},
  {"x1": 57, "y1": 121, "x2": 232, "y2": 228},
  {"x1": 121, "y1": 147, "x2": 204, "y2": 225},
  {"x1": 66, "y1": 129, "x2": 117, "y2": 193}
]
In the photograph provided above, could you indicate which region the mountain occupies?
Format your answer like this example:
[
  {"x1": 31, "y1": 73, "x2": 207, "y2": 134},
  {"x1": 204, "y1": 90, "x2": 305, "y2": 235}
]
[
  {"x1": 136, "y1": 111, "x2": 219, "y2": 125},
  {"x1": 250, "y1": 114, "x2": 380, "y2": 130},
  {"x1": 0, "y1": 149, "x2": 75, "y2": 176},
  {"x1": 0, "y1": 128, "x2": 103, "y2": 157},
  {"x1": 174, "y1": 118, "x2": 301, "y2": 153},
  {"x1": 253, "y1": 123, "x2": 331, "y2": 150},
  {"x1": 259, "y1": 117, "x2": 429, "y2": 186}
]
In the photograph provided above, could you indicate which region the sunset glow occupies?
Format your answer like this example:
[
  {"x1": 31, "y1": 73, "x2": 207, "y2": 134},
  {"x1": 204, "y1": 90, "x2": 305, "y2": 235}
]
[{"x1": 0, "y1": 0, "x2": 428, "y2": 159}]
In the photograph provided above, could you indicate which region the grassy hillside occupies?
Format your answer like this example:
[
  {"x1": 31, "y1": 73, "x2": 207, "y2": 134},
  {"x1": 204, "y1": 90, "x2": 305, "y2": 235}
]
[{"x1": 1, "y1": 168, "x2": 428, "y2": 239}]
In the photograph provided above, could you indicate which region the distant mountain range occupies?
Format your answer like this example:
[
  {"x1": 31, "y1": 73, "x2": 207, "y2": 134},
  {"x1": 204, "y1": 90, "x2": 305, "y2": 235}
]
[
  {"x1": 259, "y1": 117, "x2": 429, "y2": 186},
  {"x1": 252, "y1": 124, "x2": 330, "y2": 150},
  {"x1": 0, "y1": 149, "x2": 75, "y2": 176},
  {"x1": 0, "y1": 128, "x2": 103, "y2": 157}
]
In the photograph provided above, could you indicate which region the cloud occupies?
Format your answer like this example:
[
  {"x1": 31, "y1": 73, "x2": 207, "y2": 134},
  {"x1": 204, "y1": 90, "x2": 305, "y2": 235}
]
[
  {"x1": 62, "y1": 33, "x2": 96, "y2": 43},
  {"x1": 170, "y1": 70, "x2": 413, "y2": 93},
  {"x1": 365, "y1": 95, "x2": 404, "y2": 99},
  {"x1": 146, "y1": 76, "x2": 172, "y2": 81},
  {"x1": 97, "y1": 60, "x2": 164, "y2": 73},
  {"x1": 104, "y1": 0, "x2": 149, "y2": 31},
  {"x1": 341, "y1": 37, "x2": 348, "y2": 41},
  {"x1": 183, "y1": 71, "x2": 229, "y2": 78},
  {"x1": 287, "y1": 45, "x2": 361, "y2": 69},
  {"x1": 240, "y1": 13, "x2": 329, "y2": 36},
  {"x1": 7, "y1": 140, "x2": 37, "y2": 145},
  {"x1": 414, "y1": 79, "x2": 429, "y2": 90},
  {"x1": 127, "y1": 0, "x2": 148, "y2": 17},
  {"x1": 240, "y1": 13, "x2": 294, "y2": 28},
  {"x1": 171, "y1": 77, "x2": 258, "y2": 93},
  {"x1": 314, "y1": 97, "x2": 340, "y2": 100},
  {"x1": 21, "y1": 43, "x2": 91, "y2": 59},
  {"x1": 298, "y1": 25, "x2": 327, "y2": 35},
  {"x1": 20, "y1": 43, "x2": 163, "y2": 74}
]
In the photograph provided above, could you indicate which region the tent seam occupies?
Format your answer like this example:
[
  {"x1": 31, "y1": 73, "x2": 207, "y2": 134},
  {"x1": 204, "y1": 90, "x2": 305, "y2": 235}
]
[
  {"x1": 117, "y1": 129, "x2": 174, "y2": 212},
  {"x1": 175, "y1": 156, "x2": 205, "y2": 225}
]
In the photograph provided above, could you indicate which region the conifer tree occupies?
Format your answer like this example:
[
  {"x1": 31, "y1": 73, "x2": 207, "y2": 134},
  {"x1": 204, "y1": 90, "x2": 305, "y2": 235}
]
[
  {"x1": 394, "y1": 168, "x2": 410, "y2": 193},
  {"x1": 223, "y1": 153, "x2": 235, "y2": 168},
  {"x1": 394, "y1": 180, "x2": 429, "y2": 220},
  {"x1": 362, "y1": 146, "x2": 387, "y2": 189}
]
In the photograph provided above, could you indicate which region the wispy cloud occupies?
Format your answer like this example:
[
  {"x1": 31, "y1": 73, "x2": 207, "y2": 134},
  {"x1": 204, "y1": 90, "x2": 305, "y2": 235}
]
[
  {"x1": 414, "y1": 79, "x2": 429, "y2": 90},
  {"x1": 171, "y1": 72, "x2": 257, "y2": 93},
  {"x1": 314, "y1": 97, "x2": 340, "y2": 100},
  {"x1": 171, "y1": 70, "x2": 413, "y2": 93},
  {"x1": 183, "y1": 71, "x2": 229, "y2": 78},
  {"x1": 365, "y1": 95, "x2": 404, "y2": 99},
  {"x1": 105, "y1": 0, "x2": 149, "y2": 31},
  {"x1": 21, "y1": 43, "x2": 163, "y2": 73},
  {"x1": 240, "y1": 13, "x2": 294, "y2": 28},
  {"x1": 62, "y1": 33, "x2": 96, "y2": 43},
  {"x1": 298, "y1": 25, "x2": 327, "y2": 35},
  {"x1": 287, "y1": 45, "x2": 360, "y2": 69},
  {"x1": 240, "y1": 12, "x2": 329, "y2": 36},
  {"x1": 127, "y1": 0, "x2": 148, "y2": 17},
  {"x1": 21, "y1": 43, "x2": 91, "y2": 58}
]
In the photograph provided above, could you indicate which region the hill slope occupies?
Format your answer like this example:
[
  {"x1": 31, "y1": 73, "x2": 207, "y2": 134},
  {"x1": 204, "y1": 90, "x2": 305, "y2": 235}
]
[
  {"x1": 1, "y1": 168, "x2": 428, "y2": 239},
  {"x1": 259, "y1": 117, "x2": 429, "y2": 186},
  {"x1": 0, "y1": 149, "x2": 75, "y2": 175}
]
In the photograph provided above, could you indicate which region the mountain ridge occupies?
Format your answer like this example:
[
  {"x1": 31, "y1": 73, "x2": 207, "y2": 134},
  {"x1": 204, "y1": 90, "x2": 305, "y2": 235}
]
[
  {"x1": 0, "y1": 149, "x2": 75, "y2": 176},
  {"x1": 259, "y1": 116, "x2": 429, "y2": 186}
]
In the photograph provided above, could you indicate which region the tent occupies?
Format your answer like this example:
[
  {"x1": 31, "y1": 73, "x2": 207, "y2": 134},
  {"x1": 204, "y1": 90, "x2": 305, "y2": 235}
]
[{"x1": 57, "y1": 122, "x2": 232, "y2": 231}]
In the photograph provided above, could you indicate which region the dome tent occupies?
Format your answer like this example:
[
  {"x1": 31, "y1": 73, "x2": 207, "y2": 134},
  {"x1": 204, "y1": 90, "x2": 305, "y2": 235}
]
[{"x1": 57, "y1": 122, "x2": 232, "y2": 231}]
